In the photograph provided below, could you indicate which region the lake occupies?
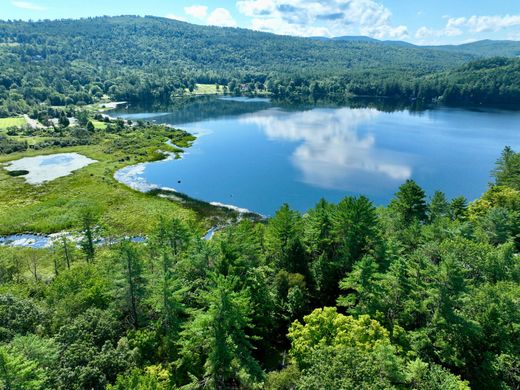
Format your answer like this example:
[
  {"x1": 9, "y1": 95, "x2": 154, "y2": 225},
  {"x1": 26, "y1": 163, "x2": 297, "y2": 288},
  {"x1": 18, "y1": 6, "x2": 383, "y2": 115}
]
[{"x1": 112, "y1": 97, "x2": 520, "y2": 216}]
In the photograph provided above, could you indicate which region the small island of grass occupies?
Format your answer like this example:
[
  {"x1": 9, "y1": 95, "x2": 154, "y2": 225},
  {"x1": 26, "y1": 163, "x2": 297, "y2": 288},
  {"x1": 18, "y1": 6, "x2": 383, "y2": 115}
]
[{"x1": 6, "y1": 169, "x2": 29, "y2": 177}]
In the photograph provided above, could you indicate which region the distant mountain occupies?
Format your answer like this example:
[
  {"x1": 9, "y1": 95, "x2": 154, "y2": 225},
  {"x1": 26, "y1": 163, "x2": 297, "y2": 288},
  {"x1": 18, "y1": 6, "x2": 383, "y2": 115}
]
[
  {"x1": 310, "y1": 35, "x2": 383, "y2": 43},
  {"x1": 432, "y1": 40, "x2": 520, "y2": 58},
  {"x1": 332, "y1": 36, "x2": 380, "y2": 43},
  {"x1": 383, "y1": 40, "x2": 417, "y2": 48},
  {"x1": 312, "y1": 36, "x2": 520, "y2": 57},
  {"x1": 331, "y1": 36, "x2": 416, "y2": 47}
]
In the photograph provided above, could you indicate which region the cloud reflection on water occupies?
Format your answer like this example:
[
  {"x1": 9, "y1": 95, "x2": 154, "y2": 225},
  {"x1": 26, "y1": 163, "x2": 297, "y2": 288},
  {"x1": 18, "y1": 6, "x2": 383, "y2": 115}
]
[{"x1": 241, "y1": 107, "x2": 412, "y2": 193}]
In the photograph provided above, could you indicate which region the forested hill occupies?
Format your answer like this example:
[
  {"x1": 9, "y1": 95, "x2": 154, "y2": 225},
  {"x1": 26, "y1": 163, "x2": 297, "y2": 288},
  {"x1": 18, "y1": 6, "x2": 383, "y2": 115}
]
[
  {"x1": 0, "y1": 15, "x2": 520, "y2": 114},
  {"x1": 423, "y1": 57, "x2": 520, "y2": 105},
  {"x1": 433, "y1": 39, "x2": 520, "y2": 58},
  {"x1": 0, "y1": 15, "x2": 475, "y2": 75},
  {"x1": 317, "y1": 36, "x2": 520, "y2": 57}
]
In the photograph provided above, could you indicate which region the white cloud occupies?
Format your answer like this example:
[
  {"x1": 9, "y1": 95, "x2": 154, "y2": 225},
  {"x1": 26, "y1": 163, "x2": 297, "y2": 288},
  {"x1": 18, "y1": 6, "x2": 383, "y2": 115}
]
[
  {"x1": 181, "y1": 6, "x2": 237, "y2": 28},
  {"x1": 184, "y1": 5, "x2": 208, "y2": 20},
  {"x1": 236, "y1": 0, "x2": 408, "y2": 39},
  {"x1": 11, "y1": 1, "x2": 46, "y2": 11},
  {"x1": 507, "y1": 32, "x2": 520, "y2": 41},
  {"x1": 251, "y1": 17, "x2": 330, "y2": 37},
  {"x1": 166, "y1": 14, "x2": 187, "y2": 22},
  {"x1": 240, "y1": 108, "x2": 411, "y2": 192},
  {"x1": 416, "y1": 13, "x2": 520, "y2": 42},
  {"x1": 450, "y1": 14, "x2": 520, "y2": 33},
  {"x1": 415, "y1": 25, "x2": 462, "y2": 39},
  {"x1": 207, "y1": 8, "x2": 238, "y2": 27},
  {"x1": 446, "y1": 17, "x2": 467, "y2": 28}
]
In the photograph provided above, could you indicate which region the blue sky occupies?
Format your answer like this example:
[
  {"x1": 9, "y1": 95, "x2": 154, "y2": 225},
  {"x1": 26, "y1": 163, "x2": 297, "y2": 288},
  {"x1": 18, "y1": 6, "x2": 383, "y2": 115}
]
[{"x1": 2, "y1": 0, "x2": 520, "y2": 44}]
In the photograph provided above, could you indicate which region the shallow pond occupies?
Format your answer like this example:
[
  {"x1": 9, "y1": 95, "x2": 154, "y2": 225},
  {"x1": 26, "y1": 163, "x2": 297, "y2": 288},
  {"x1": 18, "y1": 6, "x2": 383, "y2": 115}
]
[
  {"x1": 3, "y1": 152, "x2": 97, "y2": 184},
  {"x1": 113, "y1": 97, "x2": 520, "y2": 216},
  {"x1": 0, "y1": 234, "x2": 146, "y2": 249},
  {"x1": 0, "y1": 234, "x2": 53, "y2": 249}
]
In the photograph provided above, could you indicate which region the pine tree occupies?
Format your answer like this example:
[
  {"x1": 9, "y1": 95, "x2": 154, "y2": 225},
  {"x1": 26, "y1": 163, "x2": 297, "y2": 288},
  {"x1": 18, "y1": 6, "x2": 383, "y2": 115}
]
[
  {"x1": 177, "y1": 274, "x2": 264, "y2": 389},
  {"x1": 428, "y1": 191, "x2": 450, "y2": 222},
  {"x1": 119, "y1": 242, "x2": 146, "y2": 329},
  {"x1": 264, "y1": 203, "x2": 303, "y2": 273},
  {"x1": 390, "y1": 180, "x2": 428, "y2": 225},
  {"x1": 493, "y1": 146, "x2": 520, "y2": 189},
  {"x1": 79, "y1": 209, "x2": 96, "y2": 263},
  {"x1": 449, "y1": 196, "x2": 468, "y2": 221}
]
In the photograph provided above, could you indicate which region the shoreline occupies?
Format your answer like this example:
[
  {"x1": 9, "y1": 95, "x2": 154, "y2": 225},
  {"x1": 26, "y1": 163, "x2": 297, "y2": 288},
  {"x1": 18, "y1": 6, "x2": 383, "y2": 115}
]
[{"x1": 113, "y1": 153, "x2": 264, "y2": 222}]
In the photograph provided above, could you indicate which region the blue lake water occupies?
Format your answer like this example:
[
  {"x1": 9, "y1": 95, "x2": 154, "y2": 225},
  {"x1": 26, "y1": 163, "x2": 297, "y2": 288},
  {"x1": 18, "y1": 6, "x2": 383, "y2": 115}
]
[{"x1": 113, "y1": 98, "x2": 520, "y2": 216}]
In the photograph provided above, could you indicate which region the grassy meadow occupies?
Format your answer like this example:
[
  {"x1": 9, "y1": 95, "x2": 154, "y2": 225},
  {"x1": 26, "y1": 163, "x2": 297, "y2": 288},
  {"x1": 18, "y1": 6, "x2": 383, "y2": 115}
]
[
  {"x1": 0, "y1": 128, "x2": 198, "y2": 237},
  {"x1": 0, "y1": 117, "x2": 27, "y2": 129}
]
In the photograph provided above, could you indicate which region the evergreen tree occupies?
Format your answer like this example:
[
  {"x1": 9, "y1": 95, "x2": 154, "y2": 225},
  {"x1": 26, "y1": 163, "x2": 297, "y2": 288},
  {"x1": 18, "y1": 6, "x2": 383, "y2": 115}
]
[
  {"x1": 428, "y1": 191, "x2": 450, "y2": 222},
  {"x1": 79, "y1": 209, "x2": 96, "y2": 263},
  {"x1": 449, "y1": 196, "x2": 468, "y2": 221},
  {"x1": 264, "y1": 204, "x2": 304, "y2": 274},
  {"x1": 390, "y1": 180, "x2": 428, "y2": 225},
  {"x1": 493, "y1": 146, "x2": 520, "y2": 189},
  {"x1": 119, "y1": 242, "x2": 146, "y2": 329},
  {"x1": 86, "y1": 121, "x2": 95, "y2": 132},
  {"x1": 177, "y1": 274, "x2": 264, "y2": 389}
]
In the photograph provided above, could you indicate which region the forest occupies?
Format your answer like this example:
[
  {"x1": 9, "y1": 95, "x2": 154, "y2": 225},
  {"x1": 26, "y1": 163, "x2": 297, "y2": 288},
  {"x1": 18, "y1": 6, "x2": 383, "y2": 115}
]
[
  {"x1": 0, "y1": 146, "x2": 519, "y2": 389},
  {"x1": 1, "y1": 16, "x2": 520, "y2": 117}
]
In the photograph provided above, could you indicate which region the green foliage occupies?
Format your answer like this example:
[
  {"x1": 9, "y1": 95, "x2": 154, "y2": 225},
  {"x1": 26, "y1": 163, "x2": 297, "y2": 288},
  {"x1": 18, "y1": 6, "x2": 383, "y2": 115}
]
[
  {"x1": 286, "y1": 307, "x2": 470, "y2": 389},
  {"x1": 405, "y1": 359, "x2": 470, "y2": 390},
  {"x1": 0, "y1": 294, "x2": 44, "y2": 342},
  {"x1": 108, "y1": 365, "x2": 172, "y2": 390},
  {"x1": 264, "y1": 203, "x2": 304, "y2": 273},
  {"x1": 390, "y1": 179, "x2": 428, "y2": 225},
  {"x1": 0, "y1": 345, "x2": 46, "y2": 390},
  {"x1": 449, "y1": 196, "x2": 468, "y2": 221},
  {"x1": 54, "y1": 308, "x2": 131, "y2": 389},
  {"x1": 46, "y1": 264, "x2": 111, "y2": 325},
  {"x1": 117, "y1": 242, "x2": 146, "y2": 329},
  {"x1": 264, "y1": 365, "x2": 300, "y2": 390},
  {"x1": 0, "y1": 149, "x2": 518, "y2": 389},
  {"x1": 177, "y1": 274, "x2": 264, "y2": 389},
  {"x1": 429, "y1": 191, "x2": 450, "y2": 222},
  {"x1": 295, "y1": 343, "x2": 404, "y2": 390},
  {"x1": 288, "y1": 308, "x2": 391, "y2": 368},
  {"x1": 332, "y1": 196, "x2": 381, "y2": 270},
  {"x1": 493, "y1": 146, "x2": 520, "y2": 190},
  {"x1": 80, "y1": 208, "x2": 98, "y2": 263},
  {"x1": 0, "y1": 16, "x2": 518, "y2": 118}
]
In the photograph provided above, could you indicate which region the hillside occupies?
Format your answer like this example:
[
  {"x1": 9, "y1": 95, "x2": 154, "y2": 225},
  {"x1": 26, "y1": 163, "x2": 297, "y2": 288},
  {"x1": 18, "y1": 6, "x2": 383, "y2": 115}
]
[
  {"x1": 0, "y1": 15, "x2": 474, "y2": 75},
  {"x1": 434, "y1": 39, "x2": 520, "y2": 58},
  {"x1": 0, "y1": 15, "x2": 519, "y2": 113},
  {"x1": 314, "y1": 36, "x2": 520, "y2": 56},
  {"x1": 423, "y1": 57, "x2": 520, "y2": 104}
]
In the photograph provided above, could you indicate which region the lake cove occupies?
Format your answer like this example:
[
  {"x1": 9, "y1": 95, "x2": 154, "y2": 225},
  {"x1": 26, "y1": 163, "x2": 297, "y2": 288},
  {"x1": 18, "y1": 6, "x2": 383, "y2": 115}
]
[
  {"x1": 112, "y1": 97, "x2": 520, "y2": 216},
  {"x1": 3, "y1": 152, "x2": 97, "y2": 184}
]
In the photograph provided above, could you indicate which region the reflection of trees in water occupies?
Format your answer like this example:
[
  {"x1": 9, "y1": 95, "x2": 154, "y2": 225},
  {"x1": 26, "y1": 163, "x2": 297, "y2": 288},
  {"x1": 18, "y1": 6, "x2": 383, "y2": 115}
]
[
  {"x1": 115, "y1": 96, "x2": 430, "y2": 126},
  {"x1": 117, "y1": 96, "x2": 273, "y2": 125},
  {"x1": 274, "y1": 96, "x2": 431, "y2": 114}
]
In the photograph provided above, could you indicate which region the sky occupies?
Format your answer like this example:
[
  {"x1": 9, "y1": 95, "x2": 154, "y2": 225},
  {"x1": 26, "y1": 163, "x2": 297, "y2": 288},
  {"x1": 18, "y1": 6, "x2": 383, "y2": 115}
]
[{"x1": 2, "y1": 0, "x2": 520, "y2": 45}]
